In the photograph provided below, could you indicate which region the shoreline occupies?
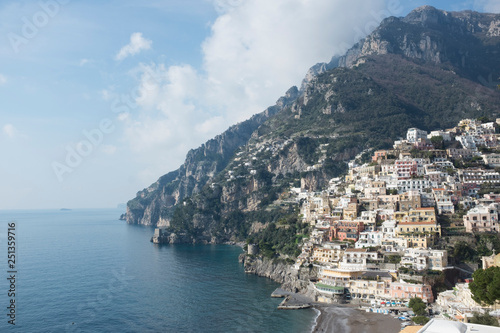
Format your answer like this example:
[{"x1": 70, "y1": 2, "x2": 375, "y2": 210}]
[
  {"x1": 310, "y1": 304, "x2": 402, "y2": 333},
  {"x1": 273, "y1": 290, "x2": 402, "y2": 333},
  {"x1": 310, "y1": 307, "x2": 321, "y2": 333}
]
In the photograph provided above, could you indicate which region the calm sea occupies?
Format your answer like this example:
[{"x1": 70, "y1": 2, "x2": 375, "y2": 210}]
[{"x1": 0, "y1": 209, "x2": 316, "y2": 332}]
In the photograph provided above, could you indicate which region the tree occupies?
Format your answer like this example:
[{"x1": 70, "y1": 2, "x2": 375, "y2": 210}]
[
  {"x1": 384, "y1": 254, "x2": 401, "y2": 264},
  {"x1": 479, "y1": 182, "x2": 500, "y2": 195},
  {"x1": 430, "y1": 136, "x2": 444, "y2": 150},
  {"x1": 413, "y1": 316, "x2": 430, "y2": 325},
  {"x1": 477, "y1": 116, "x2": 491, "y2": 123},
  {"x1": 453, "y1": 241, "x2": 477, "y2": 264},
  {"x1": 387, "y1": 188, "x2": 398, "y2": 195},
  {"x1": 469, "y1": 312, "x2": 499, "y2": 327},
  {"x1": 408, "y1": 297, "x2": 427, "y2": 316},
  {"x1": 470, "y1": 267, "x2": 500, "y2": 305},
  {"x1": 476, "y1": 234, "x2": 500, "y2": 257}
]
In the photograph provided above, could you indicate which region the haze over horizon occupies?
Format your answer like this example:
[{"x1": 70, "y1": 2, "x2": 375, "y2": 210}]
[{"x1": 1, "y1": 0, "x2": 499, "y2": 210}]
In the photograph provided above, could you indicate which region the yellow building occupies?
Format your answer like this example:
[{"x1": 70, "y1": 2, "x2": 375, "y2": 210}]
[
  {"x1": 395, "y1": 216, "x2": 441, "y2": 248},
  {"x1": 343, "y1": 203, "x2": 358, "y2": 221},
  {"x1": 402, "y1": 207, "x2": 436, "y2": 223},
  {"x1": 394, "y1": 211, "x2": 408, "y2": 222},
  {"x1": 348, "y1": 279, "x2": 390, "y2": 300},
  {"x1": 311, "y1": 247, "x2": 344, "y2": 266},
  {"x1": 482, "y1": 252, "x2": 500, "y2": 269}
]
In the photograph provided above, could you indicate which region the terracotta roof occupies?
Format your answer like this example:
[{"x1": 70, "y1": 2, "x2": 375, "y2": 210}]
[{"x1": 399, "y1": 326, "x2": 423, "y2": 333}]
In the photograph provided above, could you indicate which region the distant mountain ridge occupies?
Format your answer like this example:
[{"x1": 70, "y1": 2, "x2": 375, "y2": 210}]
[
  {"x1": 125, "y1": 6, "x2": 500, "y2": 244},
  {"x1": 305, "y1": 6, "x2": 500, "y2": 81}
]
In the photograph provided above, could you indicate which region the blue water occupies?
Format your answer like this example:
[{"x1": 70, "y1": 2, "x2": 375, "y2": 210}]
[{"x1": 0, "y1": 209, "x2": 316, "y2": 332}]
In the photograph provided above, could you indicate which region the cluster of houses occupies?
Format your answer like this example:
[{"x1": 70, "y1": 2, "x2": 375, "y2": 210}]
[{"x1": 291, "y1": 119, "x2": 500, "y2": 320}]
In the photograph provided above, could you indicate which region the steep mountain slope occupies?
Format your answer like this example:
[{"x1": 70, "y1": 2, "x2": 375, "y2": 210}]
[
  {"x1": 125, "y1": 87, "x2": 298, "y2": 226},
  {"x1": 339, "y1": 6, "x2": 500, "y2": 79},
  {"x1": 125, "y1": 6, "x2": 500, "y2": 247}
]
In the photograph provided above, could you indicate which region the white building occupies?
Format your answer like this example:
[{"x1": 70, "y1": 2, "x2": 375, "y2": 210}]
[
  {"x1": 428, "y1": 130, "x2": 452, "y2": 141},
  {"x1": 483, "y1": 154, "x2": 500, "y2": 168},
  {"x1": 407, "y1": 128, "x2": 428, "y2": 143},
  {"x1": 355, "y1": 231, "x2": 383, "y2": 248},
  {"x1": 397, "y1": 179, "x2": 431, "y2": 194},
  {"x1": 416, "y1": 319, "x2": 500, "y2": 333},
  {"x1": 401, "y1": 248, "x2": 448, "y2": 271},
  {"x1": 414, "y1": 158, "x2": 431, "y2": 176},
  {"x1": 456, "y1": 134, "x2": 478, "y2": 150},
  {"x1": 339, "y1": 249, "x2": 381, "y2": 271},
  {"x1": 380, "y1": 220, "x2": 396, "y2": 237}
]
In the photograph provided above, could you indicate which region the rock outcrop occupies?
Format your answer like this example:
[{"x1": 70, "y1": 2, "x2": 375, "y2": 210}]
[
  {"x1": 239, "y1": 254, "x2": 319, "y2": 298},
  {"x1": 126, "y1": 7, "x2": 500, "y2": 242},
  {"x1": 337, "y1": 6, "x2": 500, "y2": 81},
  {"x1": 125, "y1": 91, "x2": 296, "y2": 226}
]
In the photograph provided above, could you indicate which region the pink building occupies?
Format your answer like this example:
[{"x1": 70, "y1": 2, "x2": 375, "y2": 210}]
[
  {"x1": 396, "y1": 159, "x2": 418, "y2": 179},
  {"x1": 330, "y1": 221, "x2": 365, "y2": 242},
  {"x1": 390, "y1": 282, "x2": 434, "y2": 303},
  {"x1": 463, "y1": 203, "x2": 499, "y2": 233},
  {"x1": 484, "y1": 193, "x2": 500, "y2": 203},
  {"x1": 413, "y1": 138, "x2": 433, "y2": 150},
  {"x1": 372, "y1": 150, "x2": 388, "y2": 162}
]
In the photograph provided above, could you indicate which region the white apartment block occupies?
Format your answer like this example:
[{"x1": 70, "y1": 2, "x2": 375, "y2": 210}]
[
  {"x1": 397, "y1": 179, "x2": 431, "y2": 193},
  {"x1": 339, "y1": 249, "x2": 381, "y2": 271},
  {"x1": 456, "y1": 134, "x2": 477, "y2": 150},
  {"x1": 428, "y1": 130, "x2": 452, "y2": 141},
  {"x1": 407, "y1": 128, "x2": 428, "y2": 143},
  {"x1": 401, "y1": 248, "x2": 448, "y2": 271},
  {"x1": 460, "y1": 168, "x2": 500, "y2": 185},
  {"x1": 436, "y1": 282, "x2": 485, "y2": 317},
  {"x1": 355, "y1": 231, "x2": 383, "y2": 248},
  {"x1": 380, "y1": 237, "x2": 409, "y2": 252},
  {"x1": 482, "y1": 154, "x2": 500, "y2": 168}
]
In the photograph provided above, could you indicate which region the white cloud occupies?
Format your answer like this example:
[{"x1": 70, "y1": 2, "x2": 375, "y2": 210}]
[
  {"x1": 117, "y1": 112, "x2": 129, "y2": 122},
  {"x1": 474, "y1": 0, "x2": 500, "y2": 13},
  {"x1": 122, "y1": 0, "x2": 398, "y2": 184},
  {"x1": 79, "y1": 58, "x2": 90, "y2": 66},
  {"x1": 115, "y1": 32, "x2": 152, "y2": 61},
  {"x1": 484, "y1": 1, "x2": 500, "y2": 13},
  {"x1": 123, "y1": 63, "x2": 204, "y2": 154},
  {"x1": 2, "y1": 124, "x2": 17, "y2": 138},
  {"x1": 0, "y1": 74, "x2": 7, "y2": 85},
  {"x1": 100, "y1": 89, "x2": 113, "y2": 101},
  {"x1": 100, "y1": 144, "x2": 117, "y2": 155}
]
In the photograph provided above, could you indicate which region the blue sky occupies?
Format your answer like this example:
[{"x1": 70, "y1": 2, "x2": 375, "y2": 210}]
[{"x1": 0, "y1": 0, "x2": 499, "y2": 210}]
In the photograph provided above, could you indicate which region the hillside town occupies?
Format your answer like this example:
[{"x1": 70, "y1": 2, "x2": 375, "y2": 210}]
[{"x1": 289, "y1": 118, "x2": 500, "y2": 326}]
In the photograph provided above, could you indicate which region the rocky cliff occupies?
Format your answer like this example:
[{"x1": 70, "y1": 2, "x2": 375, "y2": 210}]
[
  {"x1": 338, "y1": 6, "x2": 500, "y2": 81},
  {"x1": 126, "y1": 7, "x2": 500, "y2": 248},
  {"x1": 125, "y1": 87, "x2": 298, "y2": 226},
  {"x1": 239, "y1": 254, "x2": 319, "y2": 296}
]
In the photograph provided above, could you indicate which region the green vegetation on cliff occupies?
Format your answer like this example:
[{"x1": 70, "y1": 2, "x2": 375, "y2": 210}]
[
  {"x1": 126, "y1": 7, "x2": 500, "y2": 259},
  {"x1": 246, "y1": 208, "x2": 309, "y2": 258}
]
